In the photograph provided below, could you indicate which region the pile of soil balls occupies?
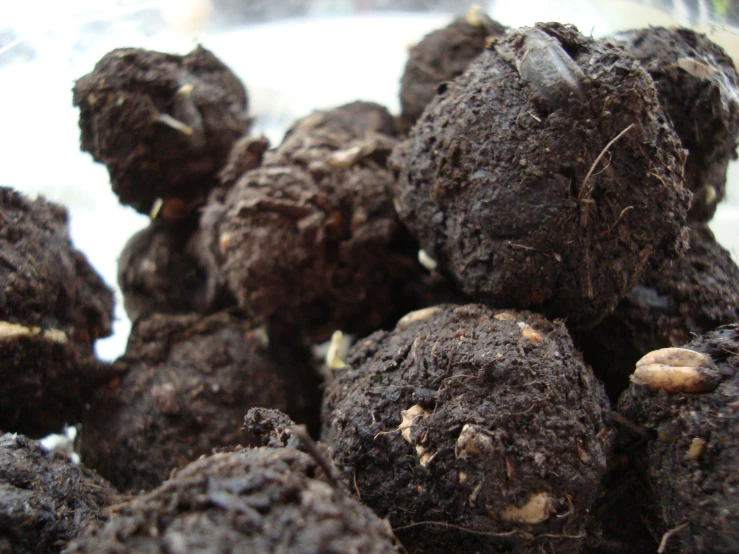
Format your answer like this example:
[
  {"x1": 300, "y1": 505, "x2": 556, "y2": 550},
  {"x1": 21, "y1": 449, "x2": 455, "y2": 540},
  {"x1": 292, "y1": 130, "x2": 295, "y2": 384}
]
[{"x1": 2, "y1": 11, "x2": 738, "y2": 554}]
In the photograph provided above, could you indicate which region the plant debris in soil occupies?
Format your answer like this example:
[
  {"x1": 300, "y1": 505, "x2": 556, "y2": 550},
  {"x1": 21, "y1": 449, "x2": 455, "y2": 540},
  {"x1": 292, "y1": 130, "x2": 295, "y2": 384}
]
[
  {"x1": 322, "y1": 303, "x2": 614, "y2": 554},
  {"x1": 78, "y1": 312, "x2": 322, "y2": 492},
  {"x1": 0, "y1": 433, "x2": 117, "y2": 554},
  {"x1": 73, "y1": 46, "x2": 250, "y2": 216},
  {"x1": 398, "y1": 6, "x2": 505, "y2": 132},
  {"x1": 0, "y1": 187, "x2": 116, "y2": 437},
  {"x1": 608, "y1": 26, "x2": 739, "y2": 222},
  {"x1": 574, "y1": 222, "x2": 739, "y2": 402},
  {"x1": 390, "y1": 22, "x2": 691, "y2": 328},
  {"x1": 617, "y1": 326, "x2": 739, "y2": 553},
  {"x1": 198, "y1": 101, "x2": 454, "y2": 340},
  {"x1": 65, "y1": 446, "x2": 405, "y2": 554}
]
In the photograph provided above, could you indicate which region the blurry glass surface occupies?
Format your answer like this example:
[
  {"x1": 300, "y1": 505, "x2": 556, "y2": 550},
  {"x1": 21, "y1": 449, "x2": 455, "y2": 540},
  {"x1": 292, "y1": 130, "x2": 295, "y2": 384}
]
[{"x1": 1, "y1": 0, "x2": 737, "y2": 359}]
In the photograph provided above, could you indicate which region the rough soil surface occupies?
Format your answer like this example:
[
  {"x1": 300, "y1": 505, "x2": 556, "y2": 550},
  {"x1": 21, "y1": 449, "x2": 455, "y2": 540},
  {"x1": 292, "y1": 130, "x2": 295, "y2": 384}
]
[
  {"x1": 399, "y1": 10, "x2": 505, "y2": 131},
  {"x1": 322, "y1": 303, "x2": 614, "y2": 553},
  {"x1": 391, "y1": 23, "x2": 690, "y2": 328},
  {"x1": 65, "y1": 447, "x2": 405, "y2": 554},
  {"x1": 118, "y1": 216, "x2": 209, "y2": 323},
  {"x1": 198, "y1": 101, "x2": 457, "y2": 340},
  {"x1": 79, "y1": 312, "x2": 322, "y2": 492},
  {"x1": 609, "y1": 27, "x2": 739, "y2": 221},
  {"x1": 0, "y1": 187, "x2": 116, "y2": 437},
  {"x1": 0, "y1": 433, "x2": 117, "y2": 554},
  {"x1": 575, "y1": 222, "x2": 739, "y2": 401},
  {"x1": 73, "y1": 46, "x2": 250, "y2": 215},
  {"x1": 617, "y1": 325, "x2": 739, "y2": 553}
]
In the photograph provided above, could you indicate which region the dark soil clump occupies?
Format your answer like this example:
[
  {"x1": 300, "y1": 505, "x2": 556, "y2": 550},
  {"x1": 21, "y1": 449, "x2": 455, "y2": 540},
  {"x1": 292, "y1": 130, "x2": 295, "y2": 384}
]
[
  {"x1": 0, "y1": 433, "x2": 117, "y2": 554},
  {"x1": 0, "y1": 187, "x2": 116, "y2": 437},
  {"x1": 322, "y1": 304, "x2": 614, "y2": 553},
  {"x1": 73, "y1": 46, "x2": 250, "y2": 215},
  {"x1": 198, "y1": 101, "x2": 452, "y2": 340},
  {"x1": 79, "y1": 312, "x2": 322, "y2": 492},
  {"x1": 609, "y1": 27, "x2": 739, "y2": 221},
  {"x1": 118, "y1": 216, "x2": 209, "y2": 323},
  {"x1": 66, "y1": 446, "x2": 405, "y2": 554},
  {"x1": 575, "y1": 222, "x2": 739, "y2": 401},
  {"x1": 399, "y1": 8, "x2": 505, "y2": 131},
  {"x1": 391, "y1": 23, "x2": 690, "y2": 328},
  {"x1": 617, "y1": 326, "x2": 739, "y2": 553}
]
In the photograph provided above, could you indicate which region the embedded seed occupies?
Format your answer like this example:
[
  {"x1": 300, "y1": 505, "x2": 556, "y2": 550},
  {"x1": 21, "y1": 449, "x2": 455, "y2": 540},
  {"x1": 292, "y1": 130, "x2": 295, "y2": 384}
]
[
  {"x1": 631, "y1": 364, "x2": 718, "y2": 394},
  {"x1": 499, "y1": 492, "x2": 555, "y2": 524},
  {"x1": 397, "y1": 307, "x2": 443, "y2": 331},
  {"x1": 156, "y1": 113, "x2": 194, "y2": 136},
  {"x1": 417, "y1": 249, "x2": 438, "y2": 272},
  {"x1": 399, "y1": 404, "x2": 430, "y2": 443},
  {"x1": 636, "y1": 347, "x2": 710, "y2": 369},
  {"x1": 685, "y1": 437, "x2": 706, "y2": 461},
  {"x1": 326, "y1": 330, "x2": 347, "y2": 370}
]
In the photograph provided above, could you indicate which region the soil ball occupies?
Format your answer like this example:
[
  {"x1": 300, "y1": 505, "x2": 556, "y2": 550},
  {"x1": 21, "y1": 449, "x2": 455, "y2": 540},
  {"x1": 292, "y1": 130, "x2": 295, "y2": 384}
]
[
  {"x1": 609, "y1": 27, "x2": 739, "y2": 221},
  {"x1": 79, "y1": 312, "x2": 322, "y2": 492},
  {"x1": 391, "y1": 23, "x2": 691, "y2": 327},
  {"x1": 0, "y1": 187, "x2": 116, "y2": 437},
  {"x1": 322, "y1": 303, "x2": 614, "y2": 553},
  {"x1": 575, "y1": 222, "x2": 739, "y2": 401},
  {"x1": 65, "y1": 446, "x2": 405, "y2": 554},
  {"x1": 198, "y1": 102, "x2": 443, "y2": 339},
  {"x1": 73, "y1": 46, "x2": 250, "y2": 215},
  {"x1": 0, "y1": 433, "x2": 116, "y2": 554},
  {"x1": 617, "y1": 326, "x2": 739, "y2": 553},
  {"x1": 399, "y1": 7, "x2": 505, "y2": 131},
  {"x1": 118, "y1": 216, "x2": 210, "y2": 323}
]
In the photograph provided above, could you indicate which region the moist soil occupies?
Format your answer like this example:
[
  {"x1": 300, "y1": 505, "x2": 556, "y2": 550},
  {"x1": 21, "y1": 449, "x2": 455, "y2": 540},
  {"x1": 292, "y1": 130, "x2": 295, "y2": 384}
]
[
  {"x1": 65, "y1": 447, "x2": 405, "y2": 554},
  {"x1": 322, "y1": 304, "x2": 614, "y2": 553},
  {"x1": 399, "y1": 11, "x2": 505, "y2": 131},
  {"x1": 79, "y1": 312, "x2": 322, "y2": 492},
  {"x1": 609, "y1": 27, "x2": 739, "y2": 221},
  {"x1": 574, "y1": 222, "x2": 739, "y2": 402},
  {"x1": 198, "y1": 101, "x2": 459, "y2": 341},
  {"x1": 73, "y1": 46, "x2": 250, "y2": 215},
  {"x1": 0, "y1": 433, "x2": 117, "y2": 554},
  {"x1": 118, "y1": 215, "x2": 210, "y2": 323},
  {"x1": 390, "y1": 23, "x2": 690, "y2": 328},
  {"x1": 0, "y1": 187, "x2": 116, "y2": 437},
  {"x1": 617, "y1": 325, "x2": 739, "y2": 553}
]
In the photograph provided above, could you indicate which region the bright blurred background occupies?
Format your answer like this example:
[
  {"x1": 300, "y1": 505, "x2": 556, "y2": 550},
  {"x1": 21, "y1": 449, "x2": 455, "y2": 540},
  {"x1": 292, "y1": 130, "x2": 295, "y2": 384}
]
[{"x1": 1, "y1": 0, "x2": 738, "y2": 359}]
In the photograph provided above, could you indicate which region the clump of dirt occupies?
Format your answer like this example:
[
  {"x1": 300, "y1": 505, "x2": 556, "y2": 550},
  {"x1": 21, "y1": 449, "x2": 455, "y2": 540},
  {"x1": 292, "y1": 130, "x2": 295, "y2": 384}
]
[
  {"x1": 198, "y1": 101, "x2": 456, "y2": 340},
  {"x1": 0, "y1": 433, "x2": 117, "y2": 554},
  {"x1": 574, "y1": 222, "x2": 739, "y2": 401},
  {"x1": 399, "y1": 7, "x2": 505, "y2": 131},
  {"x1": 65, "y1": 446, "x2": 405, "y2": 554},
  {"x1": 73, "y1": 46, "x2": 250, "y2": 216},
  {"x1": 79, "y1": 312, "x2": 322, "y2": 492},
  {"x1": 617, "y1": 326, "x2": 739, "y2": 553},
  {"x1": 609, "y1": 27, "x2": 739, "y2": 221},
  {"x1": 0, "y1": 187, "x2": 116, "y2": 437},
  {"x1": 118, "y1": 216, "x2": 209, "y2": 323},
  {"x1": 390, "y1": 23, "x2": 691, "y2": 328},
  {"x1": 322, "y1": 304, "x2": 614, "y2": 553}
]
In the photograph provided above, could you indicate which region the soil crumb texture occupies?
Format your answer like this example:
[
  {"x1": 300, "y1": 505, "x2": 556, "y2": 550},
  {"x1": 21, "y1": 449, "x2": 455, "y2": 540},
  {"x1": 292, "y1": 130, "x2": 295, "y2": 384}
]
[
  {"x1": 199, "y1": 101, "x2": 444, "y2": 339},
  {"x1": 73, "y1": 46, "x2": 250, "y2": 215},
  {"x1": 391, "y1": 23, "x2": 690, "y2": 328},
  {"x1": 0, "y1": 433, "x2": 116, "y2": 554},
  {"x1": 609, "y1": 27, "x2": 739, "y2": 221},
  {"x1": 575, "y1": 222, "x2": 739, "y2": 401},
  {"x1": 66, "y1": 446, "x2": 405, "y2": 554},
  {"x1": 118, "y1": 216, "x2": 210, "y2": 323},
  {"x1": 79, "y1": 312, "x2": 322, "y2": 492},
  {"x1": 399, "y1": 7, "x2": 505, "y2": 131},
  {"x1": 322, "y1": 304, "x2": 614, "y2": 553},
  {"x1": 617, "y1": 326, "x2": 739, "y2": 553},
  {"x1": 0, "y1": 187, "x2": 115, "y2": 437}
]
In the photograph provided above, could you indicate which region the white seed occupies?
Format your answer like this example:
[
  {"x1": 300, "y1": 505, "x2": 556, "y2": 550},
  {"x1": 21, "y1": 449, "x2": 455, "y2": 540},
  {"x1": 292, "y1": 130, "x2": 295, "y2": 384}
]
[
  {"x1": 418, "y1": 249, "x2": 438, "y2": 272},
  {"x1": 399, "y1": 404, "x2": 430, "y2": 443},
  {"x1": 636, "y1": 347, "x2": 710, "y2": 369},
  {"x1": 631, "y1": 364, "x2": 715, "y2": 394},
  {"x1": 397, "y1": 306, "x2": 442, "y2": 331},
  {"x1": 157, "y1": 113, "x2": 194, "y2": 136},
  {"x1": 685, "y1": 437, "x2": 706, "y2": 461},
  {"x1": 499, "y1": 492, "x2": 555, "y2": 524},
  {"x1": 465, "y1": 4, "x2": 485, "y2": 27},
  {"x1": 0, "y1": 321, "x2": 34, "y2": 341},
  {"x1": 677, "y1": 57, "x2": 717, "y2": 80}
]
